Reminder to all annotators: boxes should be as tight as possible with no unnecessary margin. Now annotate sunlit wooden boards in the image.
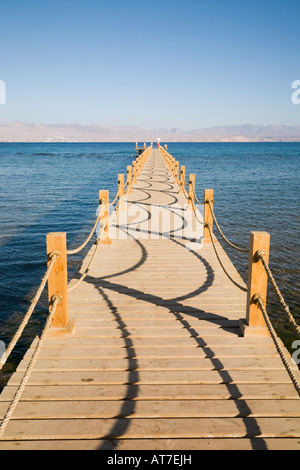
[0,149,299,450]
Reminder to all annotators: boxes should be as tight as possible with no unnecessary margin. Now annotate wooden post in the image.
[188,174,195,209]
[46,232,68,328]
[99,190,111,244]
[127,165,132,194]
[136,156,141,177]
[204,189,214,242]
[179,166,185,194]
[140,155,142,172]
[118,174,124,197]
[246,232,270,328]
[175,161,179,184]
[164,145,168,151]
[144,143,146,150]
[141,149,147,171]
[171,158,176,177]
[132,161,137,184]
[118,174,124,210]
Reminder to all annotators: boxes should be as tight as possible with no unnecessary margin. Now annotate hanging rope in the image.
[253,294,300,397]
[255,250,300,338]
[67,212,101,255]
[68,227,103,293]
[189,191,204,225]
[0,251,60,370]
[174,172,180,185]
[191,182,204,206]
[0,294,62,438]
[207,199,249,253]
[206,222,247,292]
[109,189,120,206]
[183,186,189,200]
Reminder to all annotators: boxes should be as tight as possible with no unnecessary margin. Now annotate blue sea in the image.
[0,142,299,379]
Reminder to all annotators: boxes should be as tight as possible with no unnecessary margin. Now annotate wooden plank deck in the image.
[0,148,300,450]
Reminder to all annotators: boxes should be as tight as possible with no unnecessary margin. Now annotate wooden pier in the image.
[0,146,300,450]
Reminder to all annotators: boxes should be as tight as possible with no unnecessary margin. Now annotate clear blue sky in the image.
[0,0,300,129]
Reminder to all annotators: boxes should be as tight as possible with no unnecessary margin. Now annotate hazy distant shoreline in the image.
[1,122,300,143]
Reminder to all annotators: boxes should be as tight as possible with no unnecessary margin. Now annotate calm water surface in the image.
[0,142,299,378]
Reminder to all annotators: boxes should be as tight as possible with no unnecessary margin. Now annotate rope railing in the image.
[191,182,205,206]
[207,199,248,253]
[67,149,150,287]
[0,210,103,374]
[204,197,296,347]
[0,144,152,370]
[99,151,148,213]
[163,145,296,330]
[256,250,300,338]
[0,251,60,370]
[162,144,299,400]
[0,143,154,439]
[160,149,205,209]
[204,193,298,393]
[206,222,247,292]
[67,211,101,255]
[188,186,205,225]
[161,146,251,255]
[109,189,120,206]
[68,229,103,293]
[253,294,300,397]
[2,142,298,435]
[183,186,189,200]
[0,294,62,438]
[159,146,175,178]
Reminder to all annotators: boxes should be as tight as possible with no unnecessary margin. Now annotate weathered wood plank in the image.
[1,384,298,401]
[41,336,278,347]
[1,438,299,450]
[71,319,242,328]
[1,399,300,420]
[71,326,242,337]
[16,357,288,372]
[2,417,300,440]
[23,346,279,360]
[8,369,294,386]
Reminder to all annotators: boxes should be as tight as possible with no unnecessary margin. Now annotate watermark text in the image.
[292,80,300,105]
[292,340,300,365]
[0,341,6,364]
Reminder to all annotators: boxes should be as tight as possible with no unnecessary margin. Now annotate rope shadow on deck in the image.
[82,235,267,450]
[95,286,140,451]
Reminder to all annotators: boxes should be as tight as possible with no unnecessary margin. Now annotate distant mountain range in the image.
[1,121,300,142]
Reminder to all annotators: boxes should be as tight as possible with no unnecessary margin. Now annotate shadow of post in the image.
[87,151,267,449]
